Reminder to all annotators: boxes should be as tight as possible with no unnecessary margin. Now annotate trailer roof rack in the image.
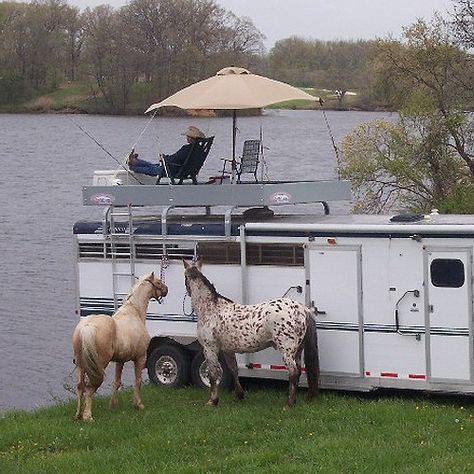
[83,180,351,211]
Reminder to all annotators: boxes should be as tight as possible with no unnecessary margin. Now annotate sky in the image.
[68,0,454,48]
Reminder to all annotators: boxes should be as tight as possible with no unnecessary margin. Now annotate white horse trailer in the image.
[75,180,474,395]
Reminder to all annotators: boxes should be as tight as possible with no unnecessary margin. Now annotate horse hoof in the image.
[134,403,145,410]
[235,391,245,401]
[206,399,218,407]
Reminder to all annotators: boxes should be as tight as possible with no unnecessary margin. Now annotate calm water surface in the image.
[0,110,393,411]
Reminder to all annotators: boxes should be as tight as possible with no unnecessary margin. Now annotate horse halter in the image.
[145,279,165,303]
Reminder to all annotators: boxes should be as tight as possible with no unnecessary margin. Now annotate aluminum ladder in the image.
[105,204,136,311]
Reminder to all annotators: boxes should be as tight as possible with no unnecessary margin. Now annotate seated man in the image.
[127,125,206,178]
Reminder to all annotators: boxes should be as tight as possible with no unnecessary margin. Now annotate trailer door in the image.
[306,245,362,376]
[425,248,473,382]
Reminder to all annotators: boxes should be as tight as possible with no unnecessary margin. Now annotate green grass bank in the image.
[1,383,473,473]
[0,82,362,115]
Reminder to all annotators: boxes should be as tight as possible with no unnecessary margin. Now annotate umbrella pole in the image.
[231,109,237,183]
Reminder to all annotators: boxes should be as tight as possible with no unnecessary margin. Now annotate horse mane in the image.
[124,275,149,302]
[188,267,233,304]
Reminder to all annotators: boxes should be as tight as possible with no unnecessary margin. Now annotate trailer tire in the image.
[190,352,232,390]
[147,344,190,388]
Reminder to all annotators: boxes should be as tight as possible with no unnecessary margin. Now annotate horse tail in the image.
[304,309,320,399]
[78,324,104,388]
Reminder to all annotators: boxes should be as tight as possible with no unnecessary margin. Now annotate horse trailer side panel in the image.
[364,333,426,379]
[363,238,426,380]
[202,264,243,302]
[246,266,305,304]
[425,248,473,382]
[306,245,362,376]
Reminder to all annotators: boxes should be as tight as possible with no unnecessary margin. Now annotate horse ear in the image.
[150,271,155,279]
[195,259,202,270]
[183,259,191,269]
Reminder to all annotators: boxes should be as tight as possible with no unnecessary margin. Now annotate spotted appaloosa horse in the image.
[183,260,319,407]
[72,272,168,421]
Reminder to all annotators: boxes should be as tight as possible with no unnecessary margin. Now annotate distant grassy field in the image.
[3,82,361,115]
[268,87,359,110]
[1,383,473,473]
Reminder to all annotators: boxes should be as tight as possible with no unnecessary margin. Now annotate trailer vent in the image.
[78,242,107,258]
[198,242,304,266]
[135,243,195,260]
[390,213,424,222]
[78,242,195,260]
[247,243,304,266]
[198,242,241,264]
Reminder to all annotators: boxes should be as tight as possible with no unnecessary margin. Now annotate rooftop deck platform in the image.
[82,179,352,209]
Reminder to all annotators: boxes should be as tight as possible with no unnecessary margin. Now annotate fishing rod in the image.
[318,97,341,179]
[67,115,145,185]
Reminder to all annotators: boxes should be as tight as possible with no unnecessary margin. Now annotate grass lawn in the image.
[268,87,360,110]
[1,382,473,473]
[5,82,363,114]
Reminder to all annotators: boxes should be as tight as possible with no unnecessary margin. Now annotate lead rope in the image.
[160,254,169,283]
[182,294,195,317]
[318,98,341,179]
[183,254,198,317]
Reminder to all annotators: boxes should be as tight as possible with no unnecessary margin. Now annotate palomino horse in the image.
[72,272,168,421]
[183,260,319,407]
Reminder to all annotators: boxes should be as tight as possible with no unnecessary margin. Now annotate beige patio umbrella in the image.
[145,67,319,178]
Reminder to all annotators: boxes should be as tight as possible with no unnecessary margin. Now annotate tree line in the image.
[0,0,265,111]
[0,0,379,113]
[3,0,474,213]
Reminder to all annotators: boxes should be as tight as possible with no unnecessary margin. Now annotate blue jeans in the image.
[130,157,164,177]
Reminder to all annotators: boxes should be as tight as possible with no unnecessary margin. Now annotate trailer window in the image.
[430,259,465,288]
[198,242,304,266]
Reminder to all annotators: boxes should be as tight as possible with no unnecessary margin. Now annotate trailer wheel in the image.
[147,344,190,388]
[190,352,232,390]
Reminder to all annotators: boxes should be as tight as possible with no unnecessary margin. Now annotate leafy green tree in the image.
[340,17,474,213]
[340,107,464,213]
[82,5,138,113]
[121,0,263,104]
[268,37,374,108]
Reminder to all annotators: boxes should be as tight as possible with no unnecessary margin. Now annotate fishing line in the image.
[128,109,159,163]
[259,119,270,181]
[318,98,341,179]
[67,115,145,185]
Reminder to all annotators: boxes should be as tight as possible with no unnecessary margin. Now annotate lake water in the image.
[0,110,393,411]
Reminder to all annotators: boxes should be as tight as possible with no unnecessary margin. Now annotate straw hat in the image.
[182,125,205,138]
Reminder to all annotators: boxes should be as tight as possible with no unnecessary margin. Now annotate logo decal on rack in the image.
[91,193,115,205]
[269,191,292,204]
